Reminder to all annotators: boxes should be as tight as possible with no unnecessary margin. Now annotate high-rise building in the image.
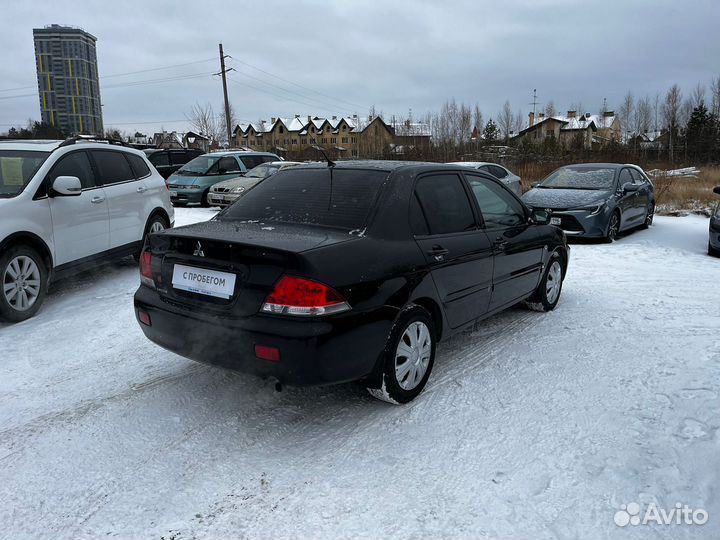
[33,24,103,136]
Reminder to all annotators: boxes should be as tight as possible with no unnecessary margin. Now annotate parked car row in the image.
[208,161,301,208]
[710,186,720,256]
[166,151,279,207]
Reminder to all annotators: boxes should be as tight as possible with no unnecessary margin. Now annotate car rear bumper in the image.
[133,286,397,387]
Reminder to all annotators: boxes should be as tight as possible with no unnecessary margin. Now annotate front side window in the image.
[47,151,96,190]
[169,151,191,165]
[220,168,387,230]
[91,151,135,185]
[0,150,50,198]
[467,176,525,229]
[414,174,476,235]
[618,168,633,187]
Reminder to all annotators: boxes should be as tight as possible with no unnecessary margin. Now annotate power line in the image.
[227,56,367,111]
[230,70,357,114]
[0,56,217,93]
[226,76,354,116]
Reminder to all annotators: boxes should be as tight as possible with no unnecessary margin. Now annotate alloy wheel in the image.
[394,321,432,391]
[150,220,166,234]
[645,204,655,226]
[608,213,619,240]
[3,255,41,312]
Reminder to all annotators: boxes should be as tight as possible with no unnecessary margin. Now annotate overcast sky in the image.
[1,0,718,136]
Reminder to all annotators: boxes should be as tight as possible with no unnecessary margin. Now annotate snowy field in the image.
[1,208,718,539]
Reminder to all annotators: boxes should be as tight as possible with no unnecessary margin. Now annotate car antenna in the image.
[311,144,335,167]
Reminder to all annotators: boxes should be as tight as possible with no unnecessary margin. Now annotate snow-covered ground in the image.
[1,209,718,539]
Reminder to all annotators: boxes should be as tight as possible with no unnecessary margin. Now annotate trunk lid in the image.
[146,220,358,316]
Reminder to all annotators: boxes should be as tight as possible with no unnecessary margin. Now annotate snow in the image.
[1,210,719,538]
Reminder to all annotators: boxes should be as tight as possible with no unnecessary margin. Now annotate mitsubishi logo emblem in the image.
[193,241,205,257]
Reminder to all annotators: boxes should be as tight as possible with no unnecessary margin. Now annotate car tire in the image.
[604,210,621,242]
[134,214,169,261]
[640,203,655,229]
[367,306,436,404]
[526,251,564,312]
[0,245,48,323]
[200,189,211,208]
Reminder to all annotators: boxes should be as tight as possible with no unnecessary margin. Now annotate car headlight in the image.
[232,186,246,193]
[579,203,606,217]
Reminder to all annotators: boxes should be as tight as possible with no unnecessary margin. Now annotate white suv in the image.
[0,138,174,322]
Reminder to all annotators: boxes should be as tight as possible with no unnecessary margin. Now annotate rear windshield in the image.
[219,168,388,230]
[0,150,50,198]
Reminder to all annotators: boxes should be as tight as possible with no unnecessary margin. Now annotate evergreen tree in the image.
[483,119,498,142]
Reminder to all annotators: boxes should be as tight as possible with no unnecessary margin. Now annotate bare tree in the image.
[473,104,483,132]
[544,100,556,117]
[187,102,222,143]
[633,96,652,135]
[513,109,524,134]
[220,102,238,144]
[710,75,720,118]
[663,84,682,163]
[497,100,513,142]
[619,91,634,136]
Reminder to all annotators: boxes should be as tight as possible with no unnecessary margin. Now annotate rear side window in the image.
[409,193,430,236]
[148,152,169,166]
[47,151,96,189]
[220,168,387,230]
[169,151,191,165]
[488,165,508,178]
[126,153,151,178]
[240,155,272,169]
[91,151,135,185]
[414,174,475,235]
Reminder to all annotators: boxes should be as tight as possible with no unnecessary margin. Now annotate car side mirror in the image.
[622,182,639,193]
[530,208,551,225]
[51,176,82,197]
[713,186,720,195]
[531,182,539,188]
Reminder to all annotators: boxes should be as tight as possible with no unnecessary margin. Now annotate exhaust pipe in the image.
[268,377,283,392]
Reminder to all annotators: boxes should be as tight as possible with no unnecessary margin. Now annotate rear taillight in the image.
[261,276,350,316]
[139,251,155,289]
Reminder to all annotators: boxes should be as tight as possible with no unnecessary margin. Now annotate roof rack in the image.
[58,135,128,148]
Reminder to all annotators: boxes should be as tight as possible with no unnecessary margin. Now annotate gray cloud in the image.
[1,0,718,136]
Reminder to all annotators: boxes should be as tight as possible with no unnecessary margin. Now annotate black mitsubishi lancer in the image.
[134,161,569,403]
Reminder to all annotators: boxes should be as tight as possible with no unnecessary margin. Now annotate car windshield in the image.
[538,167,616,190]
[245,164,278,178]
[176,155,224,175]
[0,150,50,198]
[219,168,387,230]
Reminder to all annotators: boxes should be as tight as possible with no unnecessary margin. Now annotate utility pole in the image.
[218,43,232,147]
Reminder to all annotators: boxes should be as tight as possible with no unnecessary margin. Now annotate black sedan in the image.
[134,162,569,403]
[710,186,720,256]
[522,163,655,242]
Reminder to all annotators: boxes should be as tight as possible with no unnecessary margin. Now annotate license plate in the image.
[550,217,562,225]
[172,264,236,299]
[169,190,178,197]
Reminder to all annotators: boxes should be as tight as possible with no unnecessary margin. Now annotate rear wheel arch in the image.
[554,246,569,277]
[146,208,170,230]
[409,297,443,341]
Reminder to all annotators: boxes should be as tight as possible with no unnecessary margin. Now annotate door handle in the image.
[427,245,448,261]
[136,186,148,193]
[493,237,508,251]
[90,195,105,204]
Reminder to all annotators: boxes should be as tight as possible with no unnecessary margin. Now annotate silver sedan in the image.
[208,161,301,207]
[447,162,522,195]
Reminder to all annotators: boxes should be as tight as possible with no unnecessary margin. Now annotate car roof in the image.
[285,160,496,176]
[203,150,279,157]
[0,139,63,152]
[560,163,624,169]
[446,161,499,168]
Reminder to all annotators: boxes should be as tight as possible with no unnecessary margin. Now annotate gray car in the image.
[447,162,522,195]
[208,161,300,207]
[709,186,720,256]
[522,163,655,242]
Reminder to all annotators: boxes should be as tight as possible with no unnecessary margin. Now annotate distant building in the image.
[513,110,621,150]
[233,114,431,159]
[33,24,103,136]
